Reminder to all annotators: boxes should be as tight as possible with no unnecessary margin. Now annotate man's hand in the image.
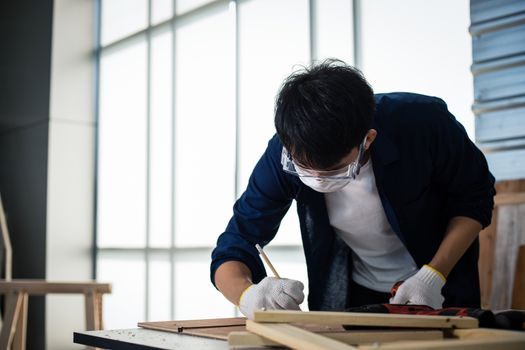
[238,277,304,319]
[389,265,445,309]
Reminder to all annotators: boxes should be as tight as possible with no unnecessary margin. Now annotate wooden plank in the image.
[12,292,28,350]
[229,330,279,347]
[495,180,525,193]
[355,328,525,349]
[246,320,357,350]
[495,192,525,205]
[140,318,348,341]
[357,338,525,350]
[512,245,525,309]
[0,280,111,294]
[478,209,497,309]
[490,204,525,310]
[138,317,246,333]
[229,329,443,347]
[0,292,24,349]
[253,310,478,329]
[162,324,347,341]
[85,291,100,331]
[452,328,525,339]
[96,292,104,330]
[185,325,246,340]
[85,292,105,350]
[480,180,525,310]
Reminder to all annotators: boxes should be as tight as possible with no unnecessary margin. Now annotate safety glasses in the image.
[281,136,367,180]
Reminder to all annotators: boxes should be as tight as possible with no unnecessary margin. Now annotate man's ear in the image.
[364,129,377,150]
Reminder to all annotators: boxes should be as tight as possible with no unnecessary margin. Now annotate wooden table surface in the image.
[73,328,231,350]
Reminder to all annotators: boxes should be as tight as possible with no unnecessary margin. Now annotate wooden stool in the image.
[0,280,111,350]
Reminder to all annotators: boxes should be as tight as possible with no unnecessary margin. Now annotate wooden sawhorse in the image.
[0,280,111,350]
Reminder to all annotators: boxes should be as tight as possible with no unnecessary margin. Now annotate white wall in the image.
[47,0,96,348]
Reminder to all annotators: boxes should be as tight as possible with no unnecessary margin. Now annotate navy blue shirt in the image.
[211,93,495,309]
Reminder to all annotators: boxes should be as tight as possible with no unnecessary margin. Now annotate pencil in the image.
[255,244,281,279]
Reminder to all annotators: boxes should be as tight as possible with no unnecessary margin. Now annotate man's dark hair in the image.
[274,59,375,169]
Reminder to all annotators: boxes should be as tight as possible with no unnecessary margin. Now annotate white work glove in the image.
[238,277,304,320]
[389,265,446,309]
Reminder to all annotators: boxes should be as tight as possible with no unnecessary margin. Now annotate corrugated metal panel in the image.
[476,106,525,142]
[471,0,525,181]
[471,14,525,63]
[471,0,525,24]
[485,149,525,181]
[474,62,525,101]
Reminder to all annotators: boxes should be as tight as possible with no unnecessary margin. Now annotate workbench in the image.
[73,328,230,349]
[74,310,525,349]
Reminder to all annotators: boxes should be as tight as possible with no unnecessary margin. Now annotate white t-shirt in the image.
[324,159,418,292]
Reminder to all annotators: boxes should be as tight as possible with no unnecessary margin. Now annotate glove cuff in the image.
[423,264,446,282]
[237,284,253,307]
[418,265,446,289]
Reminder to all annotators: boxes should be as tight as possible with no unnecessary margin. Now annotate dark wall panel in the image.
[0,0,54,132]
[0,0,54,349]
[0,123,49,349]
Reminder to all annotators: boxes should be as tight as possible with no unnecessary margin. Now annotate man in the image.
[211,60,495,320]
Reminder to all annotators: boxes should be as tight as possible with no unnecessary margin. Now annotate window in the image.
[360,0,474,137]
[96,0,473,328]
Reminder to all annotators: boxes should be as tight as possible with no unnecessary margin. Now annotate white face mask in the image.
[299,176,351,193]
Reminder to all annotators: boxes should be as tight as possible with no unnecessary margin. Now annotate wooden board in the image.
[357,335,525,349]
[244,321,525,350]
[482,180,525,310]
[0,280,111,294]
[138,317,246,340]
[253,310,479,329]
[478,208,497,309]
[246,320,357,350]
[139,311,478,343]
[183,325,246,340]
[494,192,525,206]
[490,203,525,310]
[139,317,347,341]
[138,317,246,332]
[452,328,525,339]
[139,315,525,349]
[229,329,444,347]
